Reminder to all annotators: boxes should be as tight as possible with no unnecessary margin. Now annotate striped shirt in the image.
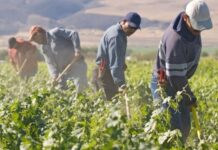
[153,12,202,95]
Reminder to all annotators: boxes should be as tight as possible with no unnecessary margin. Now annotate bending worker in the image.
[29,26,88,92]
[8,37,38,79]
[150,0,212,142]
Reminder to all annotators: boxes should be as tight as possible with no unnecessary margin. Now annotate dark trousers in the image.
[150,75,191,143]
[92,67,118,100]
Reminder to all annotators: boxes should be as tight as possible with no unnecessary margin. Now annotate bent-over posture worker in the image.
[8,37,38,79]
[29,26,88,92]
[150,0,212,142]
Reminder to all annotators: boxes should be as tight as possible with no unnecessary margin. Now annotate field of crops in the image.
[0,57,218,149]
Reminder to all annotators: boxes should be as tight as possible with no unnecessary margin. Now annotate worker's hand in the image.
[118,84,127,93]
[75,51,82,61]
[16,71,20,76]
[187,97,197,111]
[51,77,58,86]
[16,66,22,75]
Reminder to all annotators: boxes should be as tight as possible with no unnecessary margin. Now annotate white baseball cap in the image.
[185,0,212,31]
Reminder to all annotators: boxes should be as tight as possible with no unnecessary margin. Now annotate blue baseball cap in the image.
[123,12,141,29]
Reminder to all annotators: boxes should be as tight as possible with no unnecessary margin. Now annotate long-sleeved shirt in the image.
[96,23,127,87]
[153,12,202,99]
[40,27,81,78]
[8,39,38,77]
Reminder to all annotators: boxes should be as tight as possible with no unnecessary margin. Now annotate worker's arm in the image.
[108,36,126,87]
[165,40,197,106]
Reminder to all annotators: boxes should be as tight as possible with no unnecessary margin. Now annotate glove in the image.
[183,94,197,108]
[118,84,126,93]
[190,97,197,107]
[188,98,197,112]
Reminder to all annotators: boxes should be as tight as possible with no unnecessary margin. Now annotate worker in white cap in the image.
[150,0,212,143]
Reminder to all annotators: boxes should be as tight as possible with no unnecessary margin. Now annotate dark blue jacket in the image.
[153,12,202,102]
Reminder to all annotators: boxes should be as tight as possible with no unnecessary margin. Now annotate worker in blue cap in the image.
[94,12,141,100]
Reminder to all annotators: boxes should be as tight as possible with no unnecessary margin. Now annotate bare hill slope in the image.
[0,0,217,48]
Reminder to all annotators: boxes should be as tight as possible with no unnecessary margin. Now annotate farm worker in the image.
[8,37,38,79]
[150,0,212,142]
[29,26,88,92]
[95,12,141,100]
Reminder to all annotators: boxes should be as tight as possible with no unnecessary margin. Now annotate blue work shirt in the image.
[96,23,127,87]
[40,27,81,78]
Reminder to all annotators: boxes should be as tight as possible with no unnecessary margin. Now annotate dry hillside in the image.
[0,0,217,49]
